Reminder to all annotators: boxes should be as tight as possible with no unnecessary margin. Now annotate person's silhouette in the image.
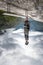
[24,17,30,45]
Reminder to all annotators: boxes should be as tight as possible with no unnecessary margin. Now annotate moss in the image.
[0,14,23,30]
[0,10,5,15]
[0,10,23,30]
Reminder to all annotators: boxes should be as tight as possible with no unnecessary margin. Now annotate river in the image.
[0,18,43,65]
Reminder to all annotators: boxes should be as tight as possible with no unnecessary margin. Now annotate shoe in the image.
[25,41,29,45]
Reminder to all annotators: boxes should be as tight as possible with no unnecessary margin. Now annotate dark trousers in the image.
[25,32,29,41]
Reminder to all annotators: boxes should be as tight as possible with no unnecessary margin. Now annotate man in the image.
[24,17,30,45]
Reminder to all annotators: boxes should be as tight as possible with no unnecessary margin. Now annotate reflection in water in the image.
[0,18,43,65]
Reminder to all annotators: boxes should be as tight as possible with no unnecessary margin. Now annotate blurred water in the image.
[0,18,43,65]
[29,18,43,31]
[15,18,43,32]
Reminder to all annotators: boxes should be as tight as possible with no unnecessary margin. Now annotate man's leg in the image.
[25,33,29,45]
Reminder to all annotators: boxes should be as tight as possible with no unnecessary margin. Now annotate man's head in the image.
[26,16,28,20]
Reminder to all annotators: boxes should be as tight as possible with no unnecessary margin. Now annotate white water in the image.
[0,28,43,65]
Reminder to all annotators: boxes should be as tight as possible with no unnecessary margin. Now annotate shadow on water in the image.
[14,18,43,32]
[29,18,43,32]
[15,22,24,30]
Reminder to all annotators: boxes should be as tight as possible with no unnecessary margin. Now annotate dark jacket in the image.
[24,20,30,32]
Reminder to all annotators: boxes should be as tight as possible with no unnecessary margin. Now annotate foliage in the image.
[0,10,23,30]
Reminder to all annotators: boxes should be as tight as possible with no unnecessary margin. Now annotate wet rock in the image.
[0,30,6,35]
[0,30,4,35]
